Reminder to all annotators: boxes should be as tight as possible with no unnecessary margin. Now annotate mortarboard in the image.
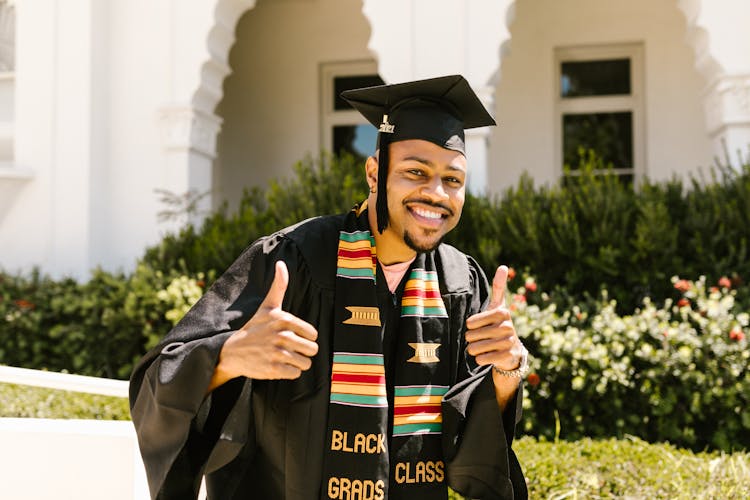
[341,75,496,233]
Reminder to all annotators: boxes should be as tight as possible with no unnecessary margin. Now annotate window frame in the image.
[319,60,381,156]
[554,43,645,182]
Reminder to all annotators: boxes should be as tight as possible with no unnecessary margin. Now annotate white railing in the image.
[1,365,209,500]
[0,365,150,500]
[0,365,129,397]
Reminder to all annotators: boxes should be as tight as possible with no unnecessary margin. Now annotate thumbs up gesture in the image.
[209,261,319,391]
[465,265,526,376]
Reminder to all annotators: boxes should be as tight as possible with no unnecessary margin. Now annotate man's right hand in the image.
[207,260,319,392]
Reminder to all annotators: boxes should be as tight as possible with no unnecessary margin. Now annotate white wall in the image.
[0,1,200,277]
[91,0,174,273]
[0,419,149,500]
[214,0,373,211]
[488,0,713,193]
[0,0,99,278]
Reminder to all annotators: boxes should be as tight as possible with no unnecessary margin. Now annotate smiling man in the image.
[130,75,528,500]
[369,139,465,258]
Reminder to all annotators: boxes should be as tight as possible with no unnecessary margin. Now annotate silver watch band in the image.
[493,347,530,378]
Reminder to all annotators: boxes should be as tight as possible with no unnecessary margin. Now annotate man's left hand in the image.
[465,265,526,408]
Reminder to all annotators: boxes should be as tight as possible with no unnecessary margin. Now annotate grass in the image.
[3,384,748,498]
[513,436,749,499]
[0,382,131,420]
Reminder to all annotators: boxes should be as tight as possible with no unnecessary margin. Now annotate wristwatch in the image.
[493,347,530,378]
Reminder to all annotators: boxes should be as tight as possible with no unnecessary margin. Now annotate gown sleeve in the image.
[128,232,310,499]
[442,255,528,500]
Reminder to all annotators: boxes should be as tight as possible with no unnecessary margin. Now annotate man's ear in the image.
[365,155,378,191]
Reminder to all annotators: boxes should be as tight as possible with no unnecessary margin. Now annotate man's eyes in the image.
[404,169,463,186]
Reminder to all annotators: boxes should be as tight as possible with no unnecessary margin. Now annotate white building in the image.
[0,0,748,279]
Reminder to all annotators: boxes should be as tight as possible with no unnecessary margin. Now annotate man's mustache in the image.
[402,198,454,217]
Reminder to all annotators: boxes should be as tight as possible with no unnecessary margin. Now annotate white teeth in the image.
[413,207,442,220]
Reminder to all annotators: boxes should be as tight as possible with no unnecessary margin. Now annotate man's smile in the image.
[405,199,453,218]
[412,206,443,220]
[405,202,452,229]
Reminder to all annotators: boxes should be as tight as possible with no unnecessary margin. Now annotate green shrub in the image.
[141,152,368,277]
[0,265,206,378]
[140,149,750,314]
[2,151,749,451]
[512,273,749,452]
[447,155,750,313]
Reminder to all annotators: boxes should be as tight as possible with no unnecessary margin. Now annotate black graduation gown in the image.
[129,214,527,499]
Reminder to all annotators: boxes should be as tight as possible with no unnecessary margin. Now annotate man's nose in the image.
[421,177,449,201]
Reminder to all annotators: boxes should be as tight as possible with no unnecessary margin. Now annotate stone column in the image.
[679,0,750,166]
[157,0,255,228]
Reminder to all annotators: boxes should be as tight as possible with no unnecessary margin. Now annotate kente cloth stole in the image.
[321,208,451,500]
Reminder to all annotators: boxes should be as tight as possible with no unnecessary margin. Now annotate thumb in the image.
[489,265,508,308]
[261,260,289,309]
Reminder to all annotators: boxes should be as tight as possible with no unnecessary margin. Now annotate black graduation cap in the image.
[341,75,496,233]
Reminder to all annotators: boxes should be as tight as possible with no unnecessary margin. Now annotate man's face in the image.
[383,139,467,253]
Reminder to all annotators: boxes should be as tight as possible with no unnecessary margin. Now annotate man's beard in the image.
[403,230,445,253]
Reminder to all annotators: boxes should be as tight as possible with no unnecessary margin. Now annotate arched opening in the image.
[212,0,375,211]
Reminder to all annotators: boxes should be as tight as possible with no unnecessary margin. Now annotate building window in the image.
[555,44,644,184]
[320,61,384,162]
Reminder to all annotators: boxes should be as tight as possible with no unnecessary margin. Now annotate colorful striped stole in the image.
[401,269,448,318]
[330,352,387,407]
[336,231,377,280]
[322,207,451,499]
[393,385,449,437]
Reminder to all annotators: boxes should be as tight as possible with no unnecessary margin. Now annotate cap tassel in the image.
[376,132,390,233]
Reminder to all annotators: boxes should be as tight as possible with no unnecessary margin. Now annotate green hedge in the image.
[1,152,749,451]
[515,436,749,500]
[0,266,206,379]
[0,382,130,419]
[511,273,749,452]
[447,153,750,312]
[145,151,750,313]
[141,152,369,276]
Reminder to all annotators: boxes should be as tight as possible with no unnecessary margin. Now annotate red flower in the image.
[525,279,537,293]
[13,299,35,310]
[677,298,690,308]
[527,373,541,387]
[710,286,719,294]
[730,328,745,342]
[507,267,516,281]
[718,276,732,289]
[674,279,691,293]
[196,280,205,288]
[512,293,526,303]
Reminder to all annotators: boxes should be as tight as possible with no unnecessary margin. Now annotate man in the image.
[130,75,528,499]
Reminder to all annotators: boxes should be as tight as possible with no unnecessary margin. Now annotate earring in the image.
[369,186,376,194]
